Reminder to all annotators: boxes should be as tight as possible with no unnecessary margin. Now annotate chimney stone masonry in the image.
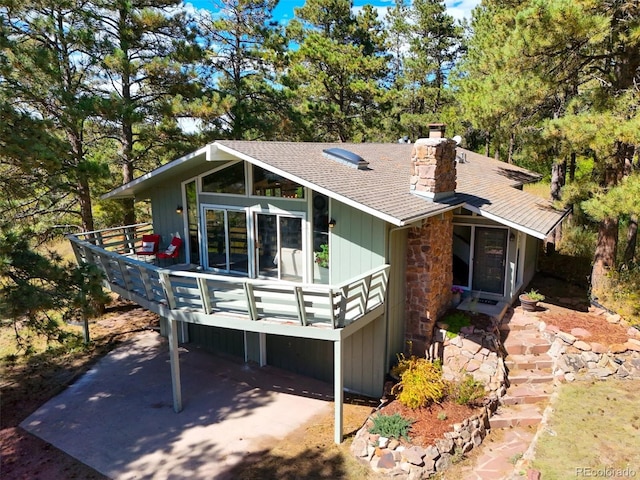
[409,136,457,201]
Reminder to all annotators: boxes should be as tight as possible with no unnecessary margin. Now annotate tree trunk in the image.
[485,133,490,157]
[568,152,576,182]
[590,141,630,293]
[507,131,515,164]
[550,159,566,202]
[623,214,638,264]
[591,217,619,293]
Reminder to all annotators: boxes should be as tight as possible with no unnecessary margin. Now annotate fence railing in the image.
[68,224,389,330]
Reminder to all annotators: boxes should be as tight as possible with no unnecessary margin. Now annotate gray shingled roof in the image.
[103,140,568,239]
[215,141,567,238]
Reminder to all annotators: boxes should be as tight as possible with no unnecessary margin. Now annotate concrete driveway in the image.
[20,331,334,480]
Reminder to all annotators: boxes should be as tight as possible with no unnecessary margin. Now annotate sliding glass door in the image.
[255,213,304,281]
[453,224,508,295]
[203,208,248,274]
[472,227,507,294]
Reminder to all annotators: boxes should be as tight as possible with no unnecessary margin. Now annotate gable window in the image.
[202,161,246,194]
[252,165,304,199]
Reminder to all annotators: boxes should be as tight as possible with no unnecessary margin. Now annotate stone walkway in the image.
[454,306,554,480]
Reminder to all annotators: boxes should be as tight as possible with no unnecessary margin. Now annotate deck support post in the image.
[334,339,344,444]
[168,317,183,413]
[259,332,267,367]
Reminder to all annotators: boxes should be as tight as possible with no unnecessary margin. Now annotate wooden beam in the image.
[259,332,267,367]
[294,286,307,326]
[243,282,258,320]
[334,339,344,444]
[168,317,182,413]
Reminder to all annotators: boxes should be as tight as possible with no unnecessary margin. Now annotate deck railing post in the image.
[294,286,308,326]
[159,273,177,309]
[243,282,258,320]
[197,277,212,314]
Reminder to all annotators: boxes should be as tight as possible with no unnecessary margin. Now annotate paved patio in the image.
[20,331,334,480]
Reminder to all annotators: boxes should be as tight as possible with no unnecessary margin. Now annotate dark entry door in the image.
[472,227,507,294]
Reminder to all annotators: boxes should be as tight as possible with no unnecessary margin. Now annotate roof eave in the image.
[464,204,571,239]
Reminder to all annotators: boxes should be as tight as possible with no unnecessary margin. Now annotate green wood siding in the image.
[386,227,408,368]
[329,200,386,283]
[343,315,386,397]
[266,335,333,383]
[187,324,244,358]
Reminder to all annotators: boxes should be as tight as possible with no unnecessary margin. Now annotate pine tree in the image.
[285,0,388,142]
[196,0,289,140]
[91,0,201,225]
[1,0,106,232]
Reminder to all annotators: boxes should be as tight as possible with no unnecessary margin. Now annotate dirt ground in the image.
[1,299,158,480]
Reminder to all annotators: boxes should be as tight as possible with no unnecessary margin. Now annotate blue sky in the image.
[185,0,480,23]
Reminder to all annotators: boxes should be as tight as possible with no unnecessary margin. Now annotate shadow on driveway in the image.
[21,331,335,480]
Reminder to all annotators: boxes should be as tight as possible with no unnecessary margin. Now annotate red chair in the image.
[136,234,161,261]
[157,237,183,265]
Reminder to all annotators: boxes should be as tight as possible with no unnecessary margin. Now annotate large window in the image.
[252,166,304,199]
[203,208,248,274]
[202,161,246,194]
[255,213,304,281]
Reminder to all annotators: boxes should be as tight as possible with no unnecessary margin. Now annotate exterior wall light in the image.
[328,218,336,228]
[176,205,183,214]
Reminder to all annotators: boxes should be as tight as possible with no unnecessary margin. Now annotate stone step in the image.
[501,384,553,406]
[505,353,553,371]
[499,312,540,332]
[489,404,543,429]
[503,334,551,355]
[508,369,555,386]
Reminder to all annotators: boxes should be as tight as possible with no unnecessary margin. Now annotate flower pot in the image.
[314,263,329,284]
[519,294,538,312]
[451,292,462,307]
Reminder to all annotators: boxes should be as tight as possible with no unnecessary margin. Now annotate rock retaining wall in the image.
[351,398,499,479]
[351,319,507,478]
[540,320,640,381]
[430,323,508,397]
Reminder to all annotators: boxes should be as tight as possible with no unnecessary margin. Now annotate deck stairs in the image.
[489,309,555,429]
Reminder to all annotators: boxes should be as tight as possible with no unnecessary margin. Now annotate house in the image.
[68,126,568,443]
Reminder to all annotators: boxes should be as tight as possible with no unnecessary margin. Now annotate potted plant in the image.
[314,244,329,283]
[519,289,545,312]
[451,286,464,307]
[315,243,329,268]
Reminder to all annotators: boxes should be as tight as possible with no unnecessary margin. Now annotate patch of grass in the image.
[449,374,486,406]
[441,312,471,339]
[532,380,640,479]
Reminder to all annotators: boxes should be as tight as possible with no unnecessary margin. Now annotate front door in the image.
[255,213,304,281]
[472,227,508,294]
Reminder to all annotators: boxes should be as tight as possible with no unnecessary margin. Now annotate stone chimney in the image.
[409,124,457,200]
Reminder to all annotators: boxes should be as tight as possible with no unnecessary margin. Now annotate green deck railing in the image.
[68,224,389,330]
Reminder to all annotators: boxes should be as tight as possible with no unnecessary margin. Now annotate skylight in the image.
[322,148,369,170]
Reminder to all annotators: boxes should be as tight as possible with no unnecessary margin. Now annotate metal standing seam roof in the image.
[103,140,569,239]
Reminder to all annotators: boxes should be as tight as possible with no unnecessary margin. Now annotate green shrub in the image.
[557,222,597,259]
[392,357,448,409]
[450,374,486,406]
[441,312,471,339]
[369,412,414,441]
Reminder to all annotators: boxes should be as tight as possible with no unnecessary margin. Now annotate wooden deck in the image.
[68,224,390,341]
